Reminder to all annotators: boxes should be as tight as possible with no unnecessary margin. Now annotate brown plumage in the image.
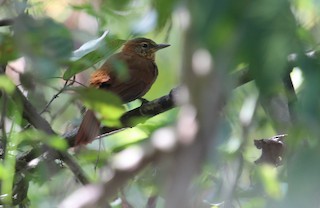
[75,37,170,146]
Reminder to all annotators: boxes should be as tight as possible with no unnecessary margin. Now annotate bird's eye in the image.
[142,43,148,48]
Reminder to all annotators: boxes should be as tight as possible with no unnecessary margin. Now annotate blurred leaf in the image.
[0,163,10,179]
[63,35,125,80]
[46,136,68,151]
[75,149,110,166]
[0,33,19,63]
[258,165,281,199]
[71,4,97,17]
[0,75,15,94]
[132,10,157,34]
[152,0,175,31]
[63,49,105,80]
[104,110,177,152]
[241,0,299,95]
[136,169,159,196]
[104,128,148,152]
[71,3,107,26]
[296,26,316,48]
[296,57,320,132]
[13,15,73,77]
[101,0,131,11]
[0,94,24,128]
[71,31,109,61]
[16,130,67,150]
[14,15,73,61]
[75,88,125,126]
[285,146,320,207]
[241,197,266,208]
[209,202,224,208]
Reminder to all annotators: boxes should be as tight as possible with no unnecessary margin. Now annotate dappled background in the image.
[1,0,320,207]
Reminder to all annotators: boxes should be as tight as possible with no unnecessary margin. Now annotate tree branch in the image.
[10,87,89,205]
[0,18,14,27]
[65,86,179,147]
[13,88,56,135]
[64,68,252,148]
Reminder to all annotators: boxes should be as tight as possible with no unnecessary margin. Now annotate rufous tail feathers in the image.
[75,110,100,146]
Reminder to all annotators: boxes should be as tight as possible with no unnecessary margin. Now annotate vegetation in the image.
[0,0,320,207]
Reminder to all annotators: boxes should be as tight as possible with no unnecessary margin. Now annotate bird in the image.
[75,37,170,146]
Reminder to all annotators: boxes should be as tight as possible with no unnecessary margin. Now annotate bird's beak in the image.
[155,43,170,50]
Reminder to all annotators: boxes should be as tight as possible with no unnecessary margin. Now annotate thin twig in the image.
[50,98,75,122]
[0,64,7,158]
[49,77,87,87]
[0,92,8,159]
[39,79,70,115]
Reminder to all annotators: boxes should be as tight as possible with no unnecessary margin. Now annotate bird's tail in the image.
[75,110,101,146]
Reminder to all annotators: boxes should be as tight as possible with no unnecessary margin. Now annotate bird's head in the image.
[122,37,170,60]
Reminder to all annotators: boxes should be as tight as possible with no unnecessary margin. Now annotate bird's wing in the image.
[90,68,112,88]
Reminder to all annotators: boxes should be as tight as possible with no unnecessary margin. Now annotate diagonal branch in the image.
[11,87,89,204]
[13,88,56,135]
[65,86,179,147]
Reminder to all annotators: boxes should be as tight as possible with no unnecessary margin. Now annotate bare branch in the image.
[0,18,14,26]
[0,63,8,159]
[0,92,8,159]
[13,88,56,135]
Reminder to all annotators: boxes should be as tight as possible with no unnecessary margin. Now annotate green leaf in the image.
[71,4,97,17]
[101,0,131,11]
[0,33,19,63]
[0,75,15,94]
[46,136,68,150]
[75,149,110,166]
[0,163,10,179]
[63,34,125,80]
[258,165,281,199]
[15,130,67,150]
[14,15,73,62]
[71,31,109,61]
[13,15,73,77]
[104,128,148,152]
[75,88,125,126]
[152,0,176,30]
